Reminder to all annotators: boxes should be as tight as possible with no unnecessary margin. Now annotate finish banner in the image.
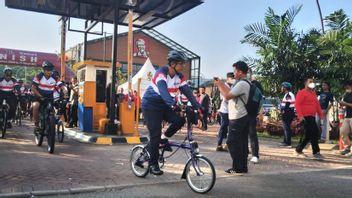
[0,47,60,67]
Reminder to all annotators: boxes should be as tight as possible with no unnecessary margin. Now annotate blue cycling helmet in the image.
[281,82,292,89]
[167,50,188,62]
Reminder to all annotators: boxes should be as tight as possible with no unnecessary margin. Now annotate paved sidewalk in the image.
[0,120,351,197]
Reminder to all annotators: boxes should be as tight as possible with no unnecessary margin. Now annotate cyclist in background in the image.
[141,50,199,175]
[14,79,28,115]
[0,67,17,128]
[31,61,63,131]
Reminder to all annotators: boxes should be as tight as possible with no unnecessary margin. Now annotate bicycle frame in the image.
[160,120,204,178]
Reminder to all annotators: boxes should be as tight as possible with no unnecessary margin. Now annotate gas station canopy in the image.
[5,0,203,29]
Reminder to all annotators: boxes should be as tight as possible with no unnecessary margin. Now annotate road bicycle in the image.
[34,97,56,153]
[130,108,216,194]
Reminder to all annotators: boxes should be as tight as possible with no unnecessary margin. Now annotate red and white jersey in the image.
[32,72,62,98]
[0,77,17,93]
[150,67,187,98]
[281,92,295,108]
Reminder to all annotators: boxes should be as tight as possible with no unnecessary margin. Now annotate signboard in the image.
[0,48,60,67]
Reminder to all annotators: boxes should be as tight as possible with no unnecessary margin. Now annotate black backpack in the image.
[239,79,263,116]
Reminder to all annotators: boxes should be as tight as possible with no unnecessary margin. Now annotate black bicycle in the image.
[0,98,9,139]
[54,99,65,143]
[34,97,56,153]
[14,97,23,126]
[130,108,216,194]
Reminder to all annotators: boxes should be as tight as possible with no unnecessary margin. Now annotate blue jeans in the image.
[316,109,327,140]
[217,112,229,146]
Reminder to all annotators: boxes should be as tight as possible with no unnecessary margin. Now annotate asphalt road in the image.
[44,168,352,198]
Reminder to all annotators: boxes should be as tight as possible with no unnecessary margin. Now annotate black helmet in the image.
[4,67,12,75]
[167,50,187,62]
[42,60,54,71]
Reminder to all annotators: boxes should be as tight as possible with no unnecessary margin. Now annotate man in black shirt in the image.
[317,82,334,142]
[339,80,352,156]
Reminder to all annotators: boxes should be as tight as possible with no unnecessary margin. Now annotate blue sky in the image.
[0,0,351,78]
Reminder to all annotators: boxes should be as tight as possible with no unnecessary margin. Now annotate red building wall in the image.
[84,31,191,79]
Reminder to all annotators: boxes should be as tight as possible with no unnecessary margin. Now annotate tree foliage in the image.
[241,6,352,98]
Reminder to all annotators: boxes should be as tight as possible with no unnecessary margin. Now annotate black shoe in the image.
[224,168,246,175]
[149,165,163,175]
[160,138,173,152]
[6,122,12,129]
[134,159,144,168]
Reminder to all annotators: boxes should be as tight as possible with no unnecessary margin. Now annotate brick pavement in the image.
[0,119,351,196]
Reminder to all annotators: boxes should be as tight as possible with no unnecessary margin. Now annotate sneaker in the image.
[339,148,351,155]
[313,152,325,160]
[216,145,226,152]
[224,168,244,176]
[149,165,163,175]
[294,151,307,158]
[345,152,352,157]
[160,138,172,152]
[134,159,144,168]
[223,144,229,151]
[250,156,259,164]
[279,142,292,148]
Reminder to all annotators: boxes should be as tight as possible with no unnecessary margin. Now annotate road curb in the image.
[0,180,188,198]
[64,128,149,145]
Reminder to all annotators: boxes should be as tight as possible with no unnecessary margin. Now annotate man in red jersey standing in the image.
[295,78,325,160]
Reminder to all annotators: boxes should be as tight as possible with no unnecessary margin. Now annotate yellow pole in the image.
[127,9,133,93]
[60,17,66,81]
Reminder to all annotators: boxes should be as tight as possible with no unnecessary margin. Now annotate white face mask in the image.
[308,82,316,89]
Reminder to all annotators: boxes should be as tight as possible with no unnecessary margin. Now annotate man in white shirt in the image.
[216,72,234,151]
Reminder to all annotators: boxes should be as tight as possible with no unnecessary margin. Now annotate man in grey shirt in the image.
[214,61,250,174]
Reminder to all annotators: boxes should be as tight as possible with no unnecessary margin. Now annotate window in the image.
[96,70,107,102]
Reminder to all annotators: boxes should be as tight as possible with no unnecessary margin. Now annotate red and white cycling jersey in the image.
[0,77,17,93]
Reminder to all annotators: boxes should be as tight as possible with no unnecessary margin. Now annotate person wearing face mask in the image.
[338,80,352,156]
[216,72,235,152]
[294,78,325,159]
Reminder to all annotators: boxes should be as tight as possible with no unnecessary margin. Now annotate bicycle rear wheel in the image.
[1,111,7,139]
[130,145,150,177]
[185,156,216,194]
[47,115,56,153]
[57,120,64,143]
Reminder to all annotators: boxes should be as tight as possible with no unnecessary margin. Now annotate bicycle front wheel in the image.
[185,156,216,194]
[47,115,56,154]
[130,145,150,178]
[57,120,64,143]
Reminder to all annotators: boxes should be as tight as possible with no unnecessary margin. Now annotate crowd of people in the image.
[2,51,352,177]
[0,61,80,132]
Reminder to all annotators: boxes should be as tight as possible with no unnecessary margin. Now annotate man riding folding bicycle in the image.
[141,50,200,175]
